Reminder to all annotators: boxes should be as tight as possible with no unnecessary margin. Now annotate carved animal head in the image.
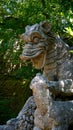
[20,21,55,69]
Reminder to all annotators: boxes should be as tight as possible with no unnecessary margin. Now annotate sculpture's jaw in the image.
[20,43,46,69]
[31,52,46,69]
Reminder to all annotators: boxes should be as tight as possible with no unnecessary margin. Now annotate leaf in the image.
[65,27,73,36]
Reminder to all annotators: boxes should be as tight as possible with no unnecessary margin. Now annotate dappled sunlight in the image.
[0,36,23,74]
[0,39,3,45]
[70,18,73,23]
[65,27,73,36]
[22,80,26,85]
[4,49,10,59]
[13,40,20,53]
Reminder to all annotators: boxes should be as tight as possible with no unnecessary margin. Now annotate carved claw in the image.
[47,81,58,88]
[30,73,48,90]
[30,73,59,92]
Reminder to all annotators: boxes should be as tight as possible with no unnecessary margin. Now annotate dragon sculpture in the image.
[20,21,73,97]
[20,21,73,130]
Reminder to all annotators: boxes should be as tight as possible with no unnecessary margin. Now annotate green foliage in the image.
[0,0,73,124]
[0,98,16,124]
[0,75,32,124]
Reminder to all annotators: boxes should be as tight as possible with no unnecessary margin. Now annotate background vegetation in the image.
[0,0,73,124]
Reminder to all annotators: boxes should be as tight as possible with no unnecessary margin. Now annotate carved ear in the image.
[40,21,51,33]
[25,25,30,32]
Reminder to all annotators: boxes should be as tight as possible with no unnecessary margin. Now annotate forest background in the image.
[0,0,73,124]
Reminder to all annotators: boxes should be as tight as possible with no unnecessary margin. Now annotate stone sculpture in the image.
[0,21,73,130]
[20,21,73,130]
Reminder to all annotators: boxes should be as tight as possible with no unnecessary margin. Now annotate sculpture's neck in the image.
[43,38,69,81]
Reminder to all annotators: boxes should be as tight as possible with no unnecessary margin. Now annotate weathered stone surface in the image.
[0,125,14,130]
[33,126,41,130]
[20,21,73,95]
[0,125,4,130]
[20,21,73,130]
[30,74,73,130]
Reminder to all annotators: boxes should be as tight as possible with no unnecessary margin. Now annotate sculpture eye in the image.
[30,32,42,43]
[33,36,40,43]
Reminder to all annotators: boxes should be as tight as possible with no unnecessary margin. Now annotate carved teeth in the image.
[21,42,45,60]
[22,50,43,58]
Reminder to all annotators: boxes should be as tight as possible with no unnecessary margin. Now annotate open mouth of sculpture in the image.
[20,43,46,69]
[20,43,44,60]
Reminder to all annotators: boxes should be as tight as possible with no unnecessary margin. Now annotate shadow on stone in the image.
[68,123,73,130]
